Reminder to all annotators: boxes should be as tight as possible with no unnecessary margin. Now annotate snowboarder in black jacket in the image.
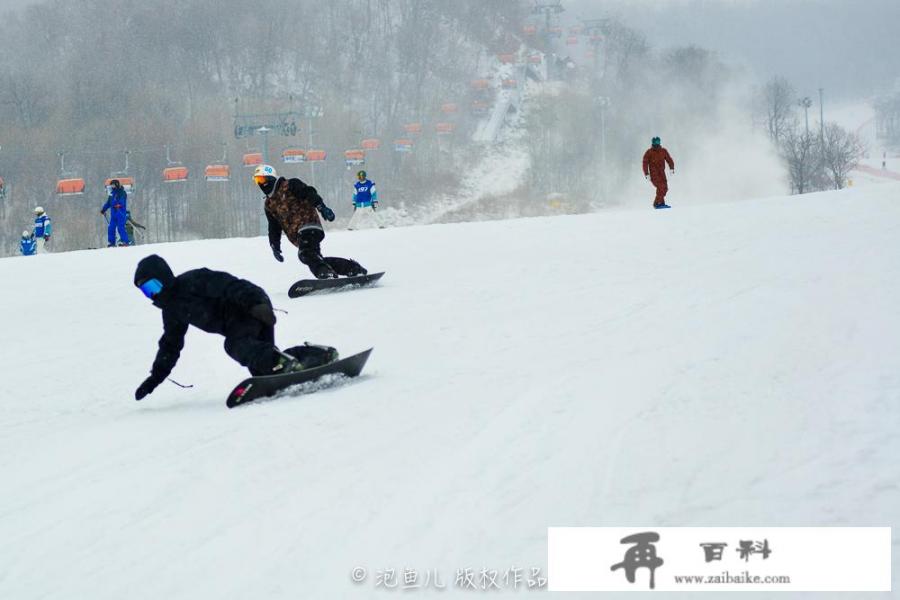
[133,254,337,401]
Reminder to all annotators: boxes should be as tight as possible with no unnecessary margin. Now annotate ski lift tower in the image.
[233,96,303,164]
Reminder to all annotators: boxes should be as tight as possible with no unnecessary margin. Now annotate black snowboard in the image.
[288,272,384,298]
[226,348,373,408]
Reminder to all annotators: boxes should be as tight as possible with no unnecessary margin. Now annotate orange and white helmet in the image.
[253,164,277,185]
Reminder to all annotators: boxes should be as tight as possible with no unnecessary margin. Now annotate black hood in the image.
[134,254,175,288]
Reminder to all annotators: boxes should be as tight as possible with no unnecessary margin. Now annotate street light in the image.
[596,96,611,202]
[799,97,813,136]
[256,126,271,163]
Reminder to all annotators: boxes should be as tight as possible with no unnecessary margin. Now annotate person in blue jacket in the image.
[33,206,52,251]
[100,180,131,246]
[20,230,37,256]
[348,170,382,230]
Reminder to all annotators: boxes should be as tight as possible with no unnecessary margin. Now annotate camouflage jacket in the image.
[264,177,324,249]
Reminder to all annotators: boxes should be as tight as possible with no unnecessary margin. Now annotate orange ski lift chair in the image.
[242,152,264,167]
[435,122,454,135]
[282,148,306,163]
[360,138,381,150]
[441,103,458,114]
[501,79,518,89]
[403,122,423,135]
[394,139,413,153]
[528,54,543,64]
[344,149,365,167]
[163,166,189,183]
[498,53,516,64]
[305,150,327,162]
[522,25,537,36]
[162,145,189,182]
[205,144,230,182]
[56,151,85,196]
[566,35,579,45]
[205,164,230,182]
[57,178,86,195]
[106,150,135,193]
[471,79,491,91]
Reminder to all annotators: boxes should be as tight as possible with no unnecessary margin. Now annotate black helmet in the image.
[134,255,176,305]
[110,179,121,188]
[357,170,367,179]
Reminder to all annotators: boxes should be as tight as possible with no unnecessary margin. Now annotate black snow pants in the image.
[223,317,280,376]
[297,228,365,278]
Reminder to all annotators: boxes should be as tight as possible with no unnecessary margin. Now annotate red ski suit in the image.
[642,146,675,206]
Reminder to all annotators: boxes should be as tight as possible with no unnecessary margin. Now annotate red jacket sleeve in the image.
[665,149,674,171]
[642,150,651,176]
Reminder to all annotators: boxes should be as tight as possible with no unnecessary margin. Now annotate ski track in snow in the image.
[1,185,899,598]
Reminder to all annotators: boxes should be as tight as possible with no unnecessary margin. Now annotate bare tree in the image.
[780,123,819,194]
[758,76,795,144]
[819,122,865,190]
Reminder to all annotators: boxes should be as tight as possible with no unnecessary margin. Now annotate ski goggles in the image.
[138,278,163,299]
[254,174,270,185]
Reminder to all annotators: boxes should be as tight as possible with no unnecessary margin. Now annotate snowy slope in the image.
[1,185,898,599]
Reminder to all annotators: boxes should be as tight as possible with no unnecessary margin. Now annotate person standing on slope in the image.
[100,180,131,246]
[132,254,339,401]
[33,206,52,251]
[348,170,382,230]
[125,210,146,245]
[253,164,367,279]
[642,137,675,209]
[20,230,37,256]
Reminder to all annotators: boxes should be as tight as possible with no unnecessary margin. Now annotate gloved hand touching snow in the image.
[135,376,160,401]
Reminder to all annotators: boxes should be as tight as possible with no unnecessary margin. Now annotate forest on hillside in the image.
[1,0,772,255]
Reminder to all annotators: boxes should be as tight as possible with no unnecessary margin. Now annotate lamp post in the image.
[818,88,825,141]
[256,126,271,163]
[799,97,813,137]
[596,95,610,203]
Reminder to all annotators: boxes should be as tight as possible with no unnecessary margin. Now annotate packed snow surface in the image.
[1,184,898,599]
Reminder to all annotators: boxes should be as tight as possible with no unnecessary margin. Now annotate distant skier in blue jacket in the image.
[348,170,382,230]
[33,206,52,251]
[100,180,131,246]
[20,230,37,256]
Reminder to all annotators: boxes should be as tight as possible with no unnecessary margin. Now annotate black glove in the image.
[271,244,284,262]
[250,303,277,327]
[135,376,160,400]
[318,204,336,222]
[372,201,379,210]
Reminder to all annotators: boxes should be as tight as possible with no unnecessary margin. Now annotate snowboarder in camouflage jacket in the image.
[253,164,366,279]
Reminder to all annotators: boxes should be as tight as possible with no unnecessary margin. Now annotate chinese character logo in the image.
[699,542,728,562]
[611,532,664,590]
[737,539,772,561]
